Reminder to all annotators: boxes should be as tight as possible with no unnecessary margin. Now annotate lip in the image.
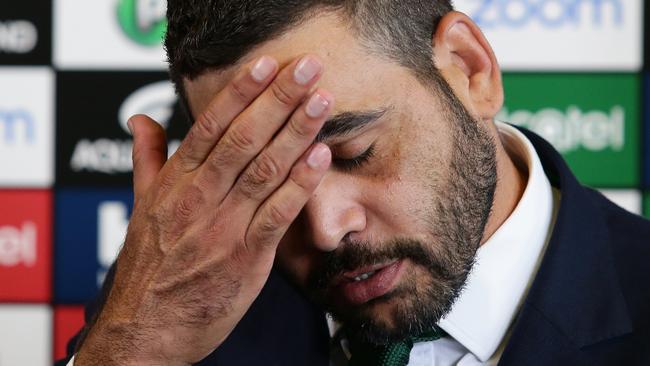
[340,260,399,282]
[332,259,405,306]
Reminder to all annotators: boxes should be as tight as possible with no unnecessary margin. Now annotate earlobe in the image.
[433,11,503,120]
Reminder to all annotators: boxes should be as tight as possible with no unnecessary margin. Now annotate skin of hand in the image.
[74,54,334,366]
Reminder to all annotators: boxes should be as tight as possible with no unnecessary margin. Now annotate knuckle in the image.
[286,117,314,140]
[238,156,280,198]
[173,184,205,222]
[265,203,291,230]
[253,153,283,183]
[225,124,256,153]
[196,109,222,137]
[205,211,229,237]
[236,174,261,200]
[270,82,297,107]
[204,150,229,174]
[175,130,197,162]
[251,222,277,246]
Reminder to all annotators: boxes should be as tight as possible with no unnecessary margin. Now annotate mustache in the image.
[308,237,451,290]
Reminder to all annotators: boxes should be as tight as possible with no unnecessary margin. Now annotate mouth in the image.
[331,259,405,306]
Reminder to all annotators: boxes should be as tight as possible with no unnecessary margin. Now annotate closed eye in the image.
[332,144,375,172]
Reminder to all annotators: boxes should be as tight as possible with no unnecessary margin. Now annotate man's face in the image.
[185,14,497,343]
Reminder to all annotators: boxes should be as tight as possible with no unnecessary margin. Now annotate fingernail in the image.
[127,118,135,135]
[251,56,276,82]
[305,92,330,118]
[294,56,322,85]
[307,144,330,169]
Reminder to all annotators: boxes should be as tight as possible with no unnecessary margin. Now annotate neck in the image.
[480,123,527,246]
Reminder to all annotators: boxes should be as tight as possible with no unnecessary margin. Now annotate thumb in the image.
[129,114,167,200]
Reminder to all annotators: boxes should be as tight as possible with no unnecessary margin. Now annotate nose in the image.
[302,175,366,252]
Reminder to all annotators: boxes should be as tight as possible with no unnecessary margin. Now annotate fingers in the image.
[196,55,324,196]
[173,56,279,172]
[228,88,334,206]
[130,114,168,200]
[245,143,331,251]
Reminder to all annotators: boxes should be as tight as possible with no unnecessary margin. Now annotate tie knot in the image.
[347,326,447,366]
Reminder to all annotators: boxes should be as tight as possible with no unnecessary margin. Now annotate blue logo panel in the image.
[54,188,133,303]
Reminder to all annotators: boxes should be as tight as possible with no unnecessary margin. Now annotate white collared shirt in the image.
[329,122,559,366]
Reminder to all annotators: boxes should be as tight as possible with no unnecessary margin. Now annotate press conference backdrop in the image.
[0,0,648,364]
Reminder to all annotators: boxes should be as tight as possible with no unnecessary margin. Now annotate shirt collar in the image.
[437,122,555,361]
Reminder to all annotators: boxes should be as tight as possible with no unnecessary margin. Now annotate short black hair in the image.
[165,0,454,117]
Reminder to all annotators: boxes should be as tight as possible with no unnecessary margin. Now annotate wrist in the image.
[75,318,189,366]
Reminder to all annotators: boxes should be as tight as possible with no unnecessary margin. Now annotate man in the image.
[59,1,650,365]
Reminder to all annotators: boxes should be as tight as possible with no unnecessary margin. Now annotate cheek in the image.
[355,140,435,240]
[363,177,434,241]
[362,139,451,240]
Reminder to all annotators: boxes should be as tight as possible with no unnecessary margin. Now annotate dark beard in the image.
[300,86,498,345]
[306,238,474,344]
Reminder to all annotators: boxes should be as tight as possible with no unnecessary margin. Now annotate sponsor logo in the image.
[454,0,641,70]
[497,105,624,153]
[0,68,54,186]
[55,189,132,302]
[69,80,180,174]
[118,80,176,133]
[469,0,623,29]
[97,202,129,285]
[0,108,35,144]
[54,0,166,69]
[0,222,36,267]
[0,20,38,53]
[0,190,51,301]
[69,138,181,174]
[116,0,167,46]
[499,73,639,186]
[70,139,133,174]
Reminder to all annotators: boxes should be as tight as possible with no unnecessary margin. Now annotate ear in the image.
[432,11,503,121]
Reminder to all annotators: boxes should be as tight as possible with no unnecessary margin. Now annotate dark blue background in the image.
[54,188,133,303]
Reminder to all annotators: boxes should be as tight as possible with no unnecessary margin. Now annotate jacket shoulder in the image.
[587,188,650,265]
[586,188,650,356]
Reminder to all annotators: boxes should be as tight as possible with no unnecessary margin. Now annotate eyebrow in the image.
[315,108,389,143]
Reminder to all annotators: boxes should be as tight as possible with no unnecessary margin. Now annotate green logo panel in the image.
[644,192,650,219]
[117,0,167,46]
[499,74,640,187]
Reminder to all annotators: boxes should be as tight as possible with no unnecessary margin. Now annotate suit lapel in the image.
[498,128,633,365]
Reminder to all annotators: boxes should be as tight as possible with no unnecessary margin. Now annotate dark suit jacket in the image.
[57,128,650,365]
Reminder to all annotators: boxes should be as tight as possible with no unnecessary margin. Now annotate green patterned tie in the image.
[347,327,447,366]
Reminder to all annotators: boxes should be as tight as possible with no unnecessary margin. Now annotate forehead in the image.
[183,12,418,117]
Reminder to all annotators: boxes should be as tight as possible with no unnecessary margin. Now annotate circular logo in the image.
[116,0,167,46]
